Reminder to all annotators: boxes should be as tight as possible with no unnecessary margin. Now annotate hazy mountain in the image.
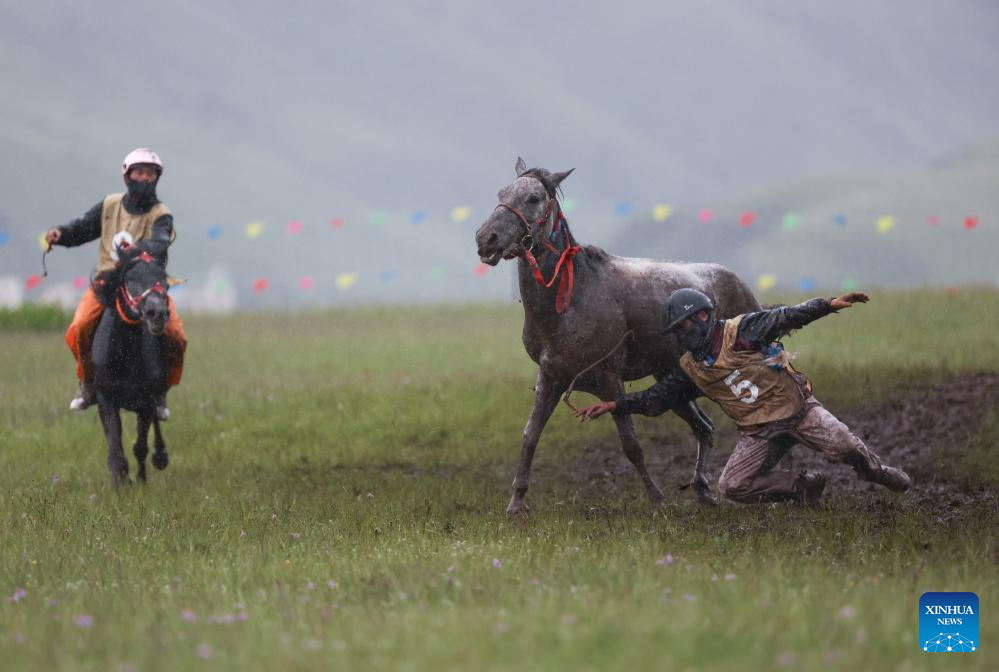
[1,0,997,307]
[610,139,999,292]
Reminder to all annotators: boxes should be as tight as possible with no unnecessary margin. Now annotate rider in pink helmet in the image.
[45,148,186,421]
[122,148,164,176]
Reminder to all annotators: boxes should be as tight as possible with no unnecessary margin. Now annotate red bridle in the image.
[494,176,582,314]
[114,251,168,325]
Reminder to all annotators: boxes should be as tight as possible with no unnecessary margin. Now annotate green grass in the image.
[0,303,72,331]
[0,291,996,671]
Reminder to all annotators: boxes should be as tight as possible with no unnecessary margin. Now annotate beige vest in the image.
[679,315,804,428]
[97,193,173,272]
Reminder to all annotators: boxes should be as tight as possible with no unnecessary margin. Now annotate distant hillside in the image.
[1,1,998,307]
[609,140,999,292]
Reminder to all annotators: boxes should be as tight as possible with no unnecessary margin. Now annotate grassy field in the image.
[0,290,996,671]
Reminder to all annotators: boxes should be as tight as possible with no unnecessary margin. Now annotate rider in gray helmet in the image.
[575,288,911,506]
[664,287,717,357]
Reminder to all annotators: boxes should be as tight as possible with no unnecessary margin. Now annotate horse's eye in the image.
[527,194,541,204]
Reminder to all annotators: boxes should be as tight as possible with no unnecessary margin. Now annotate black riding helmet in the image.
[664,288,714,332]
[665,288,716,356]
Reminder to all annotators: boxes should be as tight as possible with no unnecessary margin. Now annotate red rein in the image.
[495,197,582,314]
[523,239,580,314]
[114,251,167,324]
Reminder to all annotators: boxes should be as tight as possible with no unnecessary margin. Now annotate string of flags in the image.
[12,268,980,299]
[1,203,987,299]
[10,205,979,251]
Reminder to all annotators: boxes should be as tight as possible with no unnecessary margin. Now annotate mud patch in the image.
[542,374,999,513]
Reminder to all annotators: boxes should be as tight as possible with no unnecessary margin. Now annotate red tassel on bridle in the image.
[495,185,581,314]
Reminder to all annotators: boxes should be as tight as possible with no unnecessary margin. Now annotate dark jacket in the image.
[57,193,174,259]
[615,298,837,416]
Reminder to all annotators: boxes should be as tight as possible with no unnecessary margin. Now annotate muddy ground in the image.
[538,374,999,516]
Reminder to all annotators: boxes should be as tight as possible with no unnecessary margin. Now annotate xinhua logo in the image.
[919,592,978,652]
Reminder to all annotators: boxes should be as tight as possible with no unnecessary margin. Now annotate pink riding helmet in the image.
[122,148,164,176]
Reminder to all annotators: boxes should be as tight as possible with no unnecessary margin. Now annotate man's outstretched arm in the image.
[46,201,104,249]
[575,368,701,421]
[738,292,869,345]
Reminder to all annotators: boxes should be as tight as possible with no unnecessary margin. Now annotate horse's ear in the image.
[551,168,574,186]
[515,157,528,176]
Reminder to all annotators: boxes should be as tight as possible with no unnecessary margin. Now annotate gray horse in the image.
[474,158,762,516]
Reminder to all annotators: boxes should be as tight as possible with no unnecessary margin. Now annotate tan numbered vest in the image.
[97,193,173,272]
[679,315,804,428]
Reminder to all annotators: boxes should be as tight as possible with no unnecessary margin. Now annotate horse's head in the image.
[475,157,574,265]
[97,242,171,335]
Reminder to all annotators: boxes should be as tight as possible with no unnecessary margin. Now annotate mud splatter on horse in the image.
[475,158,761,515]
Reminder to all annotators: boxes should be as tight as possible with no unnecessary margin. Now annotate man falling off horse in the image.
[45,148,186,421]
[575,289,910,505]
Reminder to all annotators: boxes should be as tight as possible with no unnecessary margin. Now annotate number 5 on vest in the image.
[724,370,759,404]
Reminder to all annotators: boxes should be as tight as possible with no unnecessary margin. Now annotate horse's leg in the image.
[673,401,719,506]
[508,370,564,517]
[600,376,667,510]
[98,400,128,490]
[151,416,169,470]
[133,411,151,483]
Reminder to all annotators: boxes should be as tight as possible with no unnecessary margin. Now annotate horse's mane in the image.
[92,242,166,308]
[583,244,610,262]
[520,167,611,266]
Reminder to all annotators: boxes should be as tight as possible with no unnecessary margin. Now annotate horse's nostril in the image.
[489,233,498,244]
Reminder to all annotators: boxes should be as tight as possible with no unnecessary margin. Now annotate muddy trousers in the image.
[717,397,886,503]
[65,287,187,386]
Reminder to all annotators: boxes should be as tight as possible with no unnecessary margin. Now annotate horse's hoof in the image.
[137,469,147,483]
[649,496,668,515]
[694,484,719,506]
[152,452,169,470]
[506,502,531,518]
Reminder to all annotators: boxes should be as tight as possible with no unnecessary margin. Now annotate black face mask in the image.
[125,179,158,205]
[676,314,713,354]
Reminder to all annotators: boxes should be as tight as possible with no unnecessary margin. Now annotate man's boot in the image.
[793,471,827,506]
[69,381,96,411]
[846,454,911,493]
[864,465,911,492]
[155,393,169,422]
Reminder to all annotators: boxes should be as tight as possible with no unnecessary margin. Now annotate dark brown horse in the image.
[474,158,762,516]
[91,242,173,489]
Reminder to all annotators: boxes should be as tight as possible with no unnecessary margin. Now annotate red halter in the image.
[114,251,167,325]
[495,177,581,314]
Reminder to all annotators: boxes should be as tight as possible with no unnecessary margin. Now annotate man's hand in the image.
[45,228,61,250]
[574,401,617,422]
[831,291,869,310]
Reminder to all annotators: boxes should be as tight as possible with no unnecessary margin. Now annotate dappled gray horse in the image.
[475,158,762,515]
